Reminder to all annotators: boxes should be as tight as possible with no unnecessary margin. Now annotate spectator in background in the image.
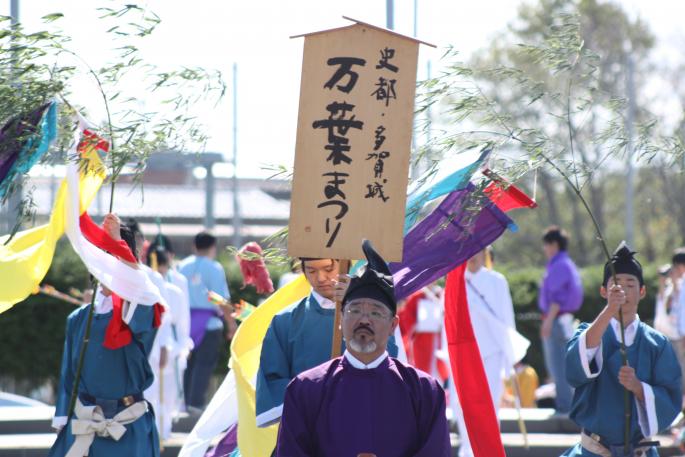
[671,250,685,392]
[538,226,583,416]
[179,232,234,415]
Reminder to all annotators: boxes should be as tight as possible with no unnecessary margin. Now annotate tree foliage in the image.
[0,4,225,230]
[415,0,685,267]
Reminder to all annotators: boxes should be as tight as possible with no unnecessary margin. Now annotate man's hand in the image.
[103,213,122,241]
[160,347,168,371]
[540,317,553,339]
[225,315,238,341]
[618,365,644,402]
[333,274,351,303]
[606,284,626,316]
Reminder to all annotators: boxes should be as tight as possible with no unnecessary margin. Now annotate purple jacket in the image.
[538,251,583,315]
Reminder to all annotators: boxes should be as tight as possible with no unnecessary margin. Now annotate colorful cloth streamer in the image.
[0,101,58,199]
[403,148,490,233]
[390,183,512,300]
[445,264,506,457]
[230,275,309,457]
[0,125,103,314]
[484,181,537,213]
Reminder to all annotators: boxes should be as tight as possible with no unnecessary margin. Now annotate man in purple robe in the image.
[277,240,451,457]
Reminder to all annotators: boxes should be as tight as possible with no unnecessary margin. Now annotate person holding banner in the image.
[562,243,682,457]
[256,258,400,432]
[49,214,163,457]
[276,240,450,457]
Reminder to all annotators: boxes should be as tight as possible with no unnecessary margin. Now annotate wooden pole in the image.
[331,259,350,359]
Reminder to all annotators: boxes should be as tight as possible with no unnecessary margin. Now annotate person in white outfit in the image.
[145,246,194,440]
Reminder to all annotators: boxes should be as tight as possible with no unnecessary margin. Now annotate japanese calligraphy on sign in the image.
[288,19,428,261]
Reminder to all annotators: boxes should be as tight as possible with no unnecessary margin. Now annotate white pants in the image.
[454,351,505,457]
[145,358,185,439]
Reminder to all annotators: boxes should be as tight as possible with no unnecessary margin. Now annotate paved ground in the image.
[0,406,682,456]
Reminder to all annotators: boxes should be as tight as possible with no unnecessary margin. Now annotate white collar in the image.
[343,350,388,369]
[465,266,486,278]
[609,316,640,346]
[94,290,113,315]
[311,289,336,310]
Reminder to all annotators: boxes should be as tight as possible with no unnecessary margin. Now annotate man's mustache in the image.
[354,324,375,335]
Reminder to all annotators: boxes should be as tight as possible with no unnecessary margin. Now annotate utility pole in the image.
[232,63,242,248]
[410,0,419,178]
[386,0,394,30]
[625,49,636,247]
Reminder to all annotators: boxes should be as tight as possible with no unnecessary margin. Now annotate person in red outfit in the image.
[399,283,448,380]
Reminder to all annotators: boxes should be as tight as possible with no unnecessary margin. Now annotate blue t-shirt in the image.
[179,255,230,331]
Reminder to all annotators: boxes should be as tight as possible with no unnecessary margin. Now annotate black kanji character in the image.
[375,47,398,73]
[312,102,364,165]
[324,57,366,93]
[371,77,397,106]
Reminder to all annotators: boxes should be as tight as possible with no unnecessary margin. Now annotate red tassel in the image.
[236,242,274,295]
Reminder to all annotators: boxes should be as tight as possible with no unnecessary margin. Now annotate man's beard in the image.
[348,338,378,354]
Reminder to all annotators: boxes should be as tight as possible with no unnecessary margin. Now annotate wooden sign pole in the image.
[331,259,350,358]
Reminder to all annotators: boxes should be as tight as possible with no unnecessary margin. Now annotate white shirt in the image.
[93,290,113,314]
[312,290,336,310]
[344,350,388,369]
[464,267,516,358]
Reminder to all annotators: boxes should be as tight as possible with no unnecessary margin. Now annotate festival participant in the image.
[398,282,445,376]
[145,246,193,440]
[454,247,518,457]
[149,233,191,305]
[256,258,399,428]
[179,232,234,414]
[276,240,450,457]
[49,214,163,457]
[562,243,682,457]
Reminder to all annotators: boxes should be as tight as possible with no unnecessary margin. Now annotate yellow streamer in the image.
[0,142,106,313]
[230,275,309,457]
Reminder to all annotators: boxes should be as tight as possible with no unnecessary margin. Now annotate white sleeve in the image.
[635,383,658,437]
[578,329,603,378]
[52,415,68,431]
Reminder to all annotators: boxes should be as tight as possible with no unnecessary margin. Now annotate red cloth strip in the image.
[445,264,506,457]
[79,213,138,264]
[484,181,537,212]
[103,293,165,350]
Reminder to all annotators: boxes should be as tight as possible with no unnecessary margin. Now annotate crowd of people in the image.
[46,215,685,457]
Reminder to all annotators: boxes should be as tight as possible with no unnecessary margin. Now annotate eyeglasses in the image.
[344,307,391,322]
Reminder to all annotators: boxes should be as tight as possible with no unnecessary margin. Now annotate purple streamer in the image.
[390,183,512,300]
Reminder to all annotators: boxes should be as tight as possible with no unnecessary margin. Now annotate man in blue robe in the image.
[563,242,682,457]
[276,239,450,457]
[255,257,399,430]
[49,215,162,457]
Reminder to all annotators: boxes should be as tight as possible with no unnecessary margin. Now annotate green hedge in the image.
[0,244,661,394]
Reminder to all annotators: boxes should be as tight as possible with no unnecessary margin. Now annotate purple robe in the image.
[276,354,451,457]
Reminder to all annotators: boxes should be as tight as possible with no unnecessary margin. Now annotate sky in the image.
[4,0,685,178]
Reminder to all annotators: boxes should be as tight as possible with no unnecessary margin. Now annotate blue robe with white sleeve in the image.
[48,299,160,457]
[255,291,398,428]
[562,318,681,456]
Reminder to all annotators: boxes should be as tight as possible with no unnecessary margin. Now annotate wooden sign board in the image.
[288,21,423,262]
